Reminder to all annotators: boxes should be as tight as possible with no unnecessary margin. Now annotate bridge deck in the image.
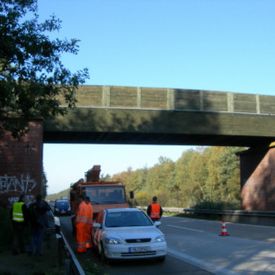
[44,85,275,147]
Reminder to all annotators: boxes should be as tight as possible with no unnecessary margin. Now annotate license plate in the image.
[129,246,150,253]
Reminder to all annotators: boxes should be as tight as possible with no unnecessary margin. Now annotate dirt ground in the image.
[0,232,65,275]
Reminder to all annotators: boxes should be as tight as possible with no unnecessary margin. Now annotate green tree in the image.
[0,0,89,137]
[144,157,175,206]
[111,146,241,209]
[187,150,209,204]
[175,148,197,207]
[202,147,238,203]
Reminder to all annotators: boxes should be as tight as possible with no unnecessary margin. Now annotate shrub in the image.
[135,191,150,206]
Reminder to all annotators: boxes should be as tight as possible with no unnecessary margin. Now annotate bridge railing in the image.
[70,85,275,115]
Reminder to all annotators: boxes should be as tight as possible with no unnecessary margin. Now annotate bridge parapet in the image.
[69,85,275,115]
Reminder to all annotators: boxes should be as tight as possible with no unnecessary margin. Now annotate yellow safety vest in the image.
[12,202,24,222]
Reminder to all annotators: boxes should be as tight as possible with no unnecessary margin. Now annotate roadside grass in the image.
[0,232,65,275]
[78,254,106,275]
[1,206,104,275]
[0,207,64,275]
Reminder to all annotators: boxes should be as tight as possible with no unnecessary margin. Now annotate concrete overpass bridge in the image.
[44,85,275,148]
[2,85,275,210]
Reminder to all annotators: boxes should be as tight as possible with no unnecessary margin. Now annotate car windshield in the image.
[55,200,69,207]
[105,211,153,227]
[85,186,126,204]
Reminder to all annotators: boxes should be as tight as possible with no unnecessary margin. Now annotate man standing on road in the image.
[147,196,163,221]
[28,194,51,256]
[75,195,93,253]
[11,194,28,255]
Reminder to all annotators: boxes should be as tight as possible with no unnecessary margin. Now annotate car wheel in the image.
[157,256,166,262]
[99,242,108,263]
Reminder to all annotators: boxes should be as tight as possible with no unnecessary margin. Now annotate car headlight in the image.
[154,235,165,242]
[105,237,122,244]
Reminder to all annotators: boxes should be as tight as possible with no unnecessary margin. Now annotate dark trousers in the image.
[12,221,25,254]
[31,226,45,255]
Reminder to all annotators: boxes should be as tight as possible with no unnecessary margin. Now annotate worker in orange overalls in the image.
[147,196,163,221]
[84,196,93,250]
[75,195,93,253]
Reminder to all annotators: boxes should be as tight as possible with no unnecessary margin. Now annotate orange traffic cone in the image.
[219,221,230,236]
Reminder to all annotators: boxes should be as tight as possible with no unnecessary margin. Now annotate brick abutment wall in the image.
[0,121,43,207]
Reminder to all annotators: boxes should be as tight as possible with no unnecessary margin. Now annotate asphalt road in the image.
[161,216,275,274]
[60,216,211,275]
[60,215,275,274]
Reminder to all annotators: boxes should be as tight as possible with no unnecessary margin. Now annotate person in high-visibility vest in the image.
[75,195,93,253]
[11,194,28,255]
[147,196,163,221]
[84,196,93,250]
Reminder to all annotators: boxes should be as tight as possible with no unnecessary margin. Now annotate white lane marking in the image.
[166,224,204,233]
[168,248,238,275]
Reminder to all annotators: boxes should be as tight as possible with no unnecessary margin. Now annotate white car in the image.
[93,208,167,262]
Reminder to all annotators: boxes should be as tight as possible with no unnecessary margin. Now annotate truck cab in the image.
[70,165,129,222]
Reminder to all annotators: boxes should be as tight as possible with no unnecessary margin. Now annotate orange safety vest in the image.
[150,203,161,219]
[85,202,93,249]
[76,201,93,224]
[76,201,94,252]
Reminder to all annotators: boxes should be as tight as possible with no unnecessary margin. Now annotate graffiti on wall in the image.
[0,174,37,194]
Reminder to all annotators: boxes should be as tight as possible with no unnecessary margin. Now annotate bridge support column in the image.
[239,143,275,210]
[0,121,44,207]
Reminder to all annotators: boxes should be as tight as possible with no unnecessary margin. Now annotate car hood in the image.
[104,226,164,239]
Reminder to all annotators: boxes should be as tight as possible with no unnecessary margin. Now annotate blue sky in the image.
[39,0,275,194]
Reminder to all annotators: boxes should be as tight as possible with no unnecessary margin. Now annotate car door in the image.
[93,211,104,248]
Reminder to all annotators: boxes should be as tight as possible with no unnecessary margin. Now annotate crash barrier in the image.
[138,206,275,226]
[48,211,85,275]
[137,206,183,213]
[56,231,86,275]
[183,208,275,226]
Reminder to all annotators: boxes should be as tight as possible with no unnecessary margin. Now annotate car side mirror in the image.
[154,221,161,227]
[93,222,102,229]
[54,216,61,234]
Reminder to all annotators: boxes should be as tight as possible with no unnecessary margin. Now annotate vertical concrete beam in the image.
[167,89,175,110]
[256,94,260,114]
[227,93,234,112]
[102,86,110,107]
[137,87,141,108]
[199,91,204,111]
